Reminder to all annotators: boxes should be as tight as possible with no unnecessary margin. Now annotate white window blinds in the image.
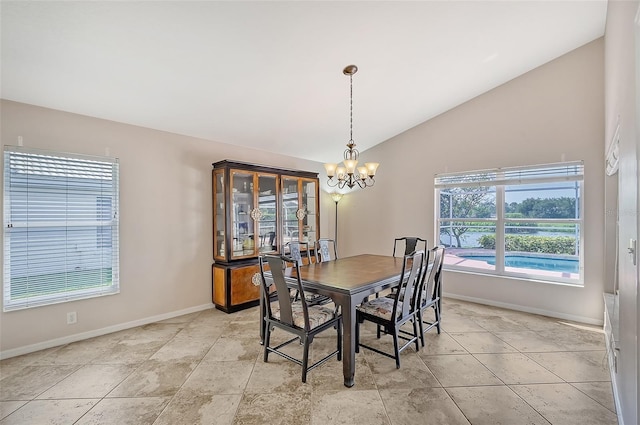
[435,161,584,188]
[3,146,120,311]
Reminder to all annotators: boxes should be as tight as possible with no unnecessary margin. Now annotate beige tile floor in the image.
[0,298,618,425]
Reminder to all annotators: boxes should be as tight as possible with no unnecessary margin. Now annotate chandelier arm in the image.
[346,174,355,189]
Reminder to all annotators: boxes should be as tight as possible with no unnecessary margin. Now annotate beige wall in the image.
[0,100,329,355]
[338,38,605,323]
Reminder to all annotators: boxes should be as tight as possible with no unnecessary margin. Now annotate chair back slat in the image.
[432,246,445,298]
[413,248,431,309]
[422,246,445,306]
[393,250,425,320]
[258,256,273,317]
[264,255,294,325]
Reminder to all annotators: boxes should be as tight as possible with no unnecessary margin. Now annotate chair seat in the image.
[272,302,336,329]
[357,297,403,321]
[304,292,332,305]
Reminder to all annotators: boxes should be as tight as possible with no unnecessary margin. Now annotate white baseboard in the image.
[0,303,215,360]
[443,292,604,326]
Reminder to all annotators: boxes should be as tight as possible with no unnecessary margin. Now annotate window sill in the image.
[443,266,584,287]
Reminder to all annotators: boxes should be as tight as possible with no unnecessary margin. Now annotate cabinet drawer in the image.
[230,264,261,305]
[212,261,262,313]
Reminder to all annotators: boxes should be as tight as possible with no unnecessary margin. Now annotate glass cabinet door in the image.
[230,170,255,259]
[213,169,226,259]
[281,177,300,246]
[213,163,318,263]
[256,174,278,254]
[301,179,317,244]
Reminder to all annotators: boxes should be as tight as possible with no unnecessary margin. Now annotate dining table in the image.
[262,254,405,387]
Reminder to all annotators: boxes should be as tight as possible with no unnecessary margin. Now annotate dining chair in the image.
[384,236,427,299]
[315,238,337,263]
[416,246,445,346]
[385,248,430,301]
[259,254,342,383]
[355,250,424,368]
[287,241,332,305]
[285,241,311,266]
[392,237,428,257]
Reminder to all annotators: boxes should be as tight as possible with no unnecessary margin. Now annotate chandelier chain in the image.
[349,73,353,143]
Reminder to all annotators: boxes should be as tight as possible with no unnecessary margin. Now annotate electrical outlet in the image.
[67,311,77,325]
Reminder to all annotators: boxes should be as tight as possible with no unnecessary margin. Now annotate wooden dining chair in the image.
[392,237,428,257]
[355,250,424,368]
[315,238,337,263]
[259,254,342,383]
[285,241,311,266]
[286,241,332,305]
[416,246,445,346]
[384,236,427,298]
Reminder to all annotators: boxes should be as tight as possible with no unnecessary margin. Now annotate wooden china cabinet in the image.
[212,160,320,312]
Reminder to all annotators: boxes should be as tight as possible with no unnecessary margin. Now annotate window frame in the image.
[3,146,120,311]
[435,161,584,286]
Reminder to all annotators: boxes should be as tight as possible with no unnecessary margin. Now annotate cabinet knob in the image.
[252,272,262,286]
[250,208,263,221]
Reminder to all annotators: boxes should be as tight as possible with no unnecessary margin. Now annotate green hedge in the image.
[477,235,576,255]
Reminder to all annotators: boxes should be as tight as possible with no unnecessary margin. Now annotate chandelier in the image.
[324,65,379,189]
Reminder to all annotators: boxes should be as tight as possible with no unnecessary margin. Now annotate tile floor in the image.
[0,298,618,425]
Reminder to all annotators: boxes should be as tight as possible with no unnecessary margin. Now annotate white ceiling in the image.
[1,1,607,163]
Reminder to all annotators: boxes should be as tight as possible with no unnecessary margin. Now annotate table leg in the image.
[339,296,357,387]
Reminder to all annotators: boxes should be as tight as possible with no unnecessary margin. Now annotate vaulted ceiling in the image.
[1,1,607,163]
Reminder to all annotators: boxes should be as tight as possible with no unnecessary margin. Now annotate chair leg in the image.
[435,304,441,334]
[392,328,401,369]
[412,318,420,352]
[263,323,271,362]
[418,310,424,347]
[302,336,310,383]
[376,324,381,339]
[355,315,360,354]
[260,314,265,345]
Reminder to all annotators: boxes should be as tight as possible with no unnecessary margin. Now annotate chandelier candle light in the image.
[324,65,379,189]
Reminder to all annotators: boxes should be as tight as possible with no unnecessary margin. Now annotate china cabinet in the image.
[212,160,320,312]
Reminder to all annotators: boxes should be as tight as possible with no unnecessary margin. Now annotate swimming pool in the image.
[458,254,579,273]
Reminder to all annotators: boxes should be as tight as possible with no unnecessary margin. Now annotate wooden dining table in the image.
[262,254,405,387]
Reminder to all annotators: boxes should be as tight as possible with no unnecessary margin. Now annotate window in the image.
[435,162,583,285]
[3,146,120,311]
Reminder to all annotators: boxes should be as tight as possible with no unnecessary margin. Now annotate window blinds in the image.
[434,161,584,189]
[3,146,120,311]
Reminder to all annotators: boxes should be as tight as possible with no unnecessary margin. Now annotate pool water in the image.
[459,254,579,274]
